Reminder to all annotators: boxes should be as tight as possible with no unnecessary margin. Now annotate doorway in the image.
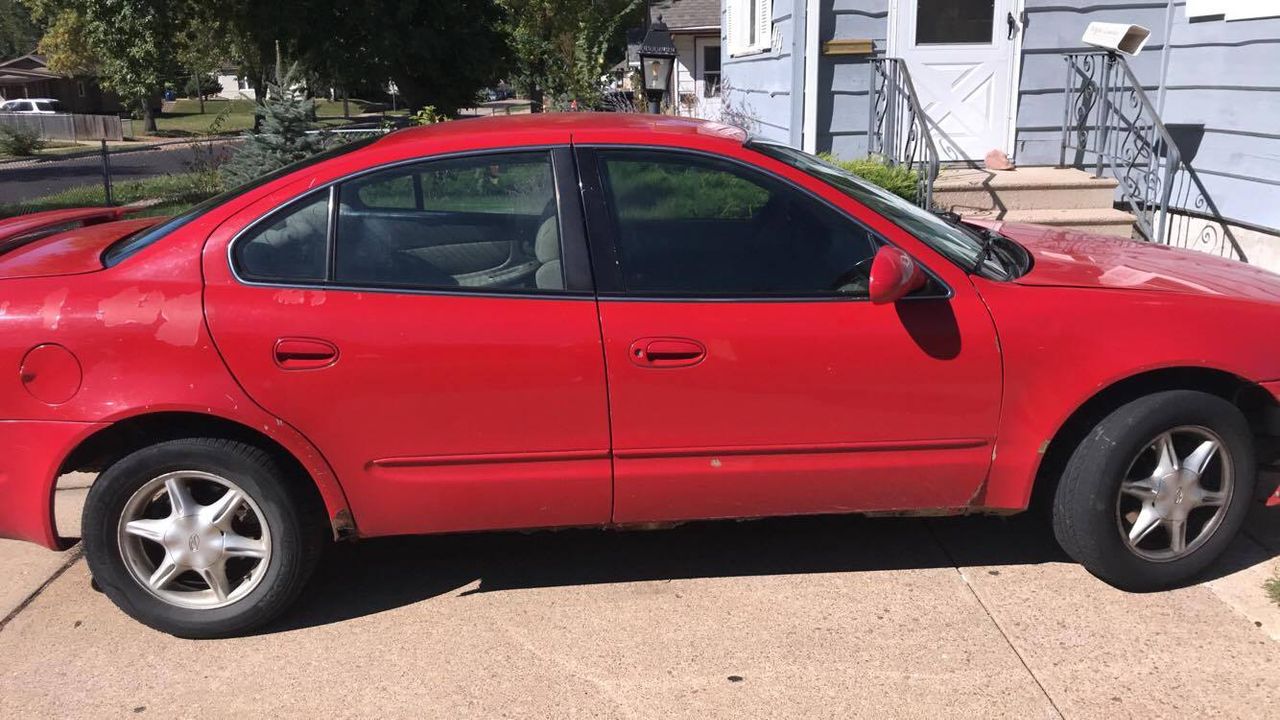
[889,0,1023,161]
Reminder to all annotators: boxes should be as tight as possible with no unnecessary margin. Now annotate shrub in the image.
[220,62,328,186]
[0,124,45,156]
[819,154,920,203]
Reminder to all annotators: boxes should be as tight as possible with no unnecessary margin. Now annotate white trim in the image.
[1005,0,1025,157]
[727,0,774,57]
[802,0,820,152]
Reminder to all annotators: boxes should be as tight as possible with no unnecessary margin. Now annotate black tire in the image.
[82,438,325,638]
[1052,390,1255,591]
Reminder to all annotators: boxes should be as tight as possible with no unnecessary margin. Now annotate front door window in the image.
[596,150,878,297]
[915,0,995,45]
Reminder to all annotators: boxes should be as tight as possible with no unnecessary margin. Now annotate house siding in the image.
[721,2,796,141]
[815,0,888,158]
[726,1,1280,230]
[1160,6,1280,229]
[1017,1,1280,229]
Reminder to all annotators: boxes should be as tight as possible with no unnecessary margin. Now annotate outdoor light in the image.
[638,14,677,114]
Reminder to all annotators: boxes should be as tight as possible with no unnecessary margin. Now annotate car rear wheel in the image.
[1051,390,1255,591]
[82,438,324,638]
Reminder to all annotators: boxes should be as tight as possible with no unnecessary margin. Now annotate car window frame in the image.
[574,144,951,303]
[225,145,594,299]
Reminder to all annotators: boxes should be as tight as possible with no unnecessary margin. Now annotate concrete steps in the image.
[934,166,1135,238]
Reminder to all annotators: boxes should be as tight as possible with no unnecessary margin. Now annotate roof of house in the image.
[651,0,719,31]
[0,54,51,70]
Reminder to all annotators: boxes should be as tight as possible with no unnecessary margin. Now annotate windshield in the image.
[102,135,380,267]
[747,140,991,272]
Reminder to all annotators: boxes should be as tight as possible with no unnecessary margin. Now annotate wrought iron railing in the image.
[1060,51,1246,261]
[868,58,939,209]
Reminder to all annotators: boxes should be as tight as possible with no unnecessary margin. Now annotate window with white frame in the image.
[726,0,772,57]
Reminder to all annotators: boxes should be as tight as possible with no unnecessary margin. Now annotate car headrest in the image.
[535,215,560,262]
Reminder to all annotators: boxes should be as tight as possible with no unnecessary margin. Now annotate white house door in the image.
[891,0,1021,161]
[695,37,723,120]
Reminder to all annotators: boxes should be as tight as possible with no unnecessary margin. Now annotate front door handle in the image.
[274,338,339,370]
[628,338,706,368]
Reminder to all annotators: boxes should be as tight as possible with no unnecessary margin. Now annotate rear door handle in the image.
[628,338,706,368]
[274,338,339,370]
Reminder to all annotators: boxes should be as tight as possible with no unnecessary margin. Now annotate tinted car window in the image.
[234,191,329,282]
[597,150,877,296]
[334,151,563,292]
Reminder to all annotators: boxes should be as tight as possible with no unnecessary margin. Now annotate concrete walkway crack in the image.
[924,521,1066,720]
[0,547,83,634]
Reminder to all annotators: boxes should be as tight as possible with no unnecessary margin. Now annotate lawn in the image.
[151,97,384,137]
[0,171,222,219]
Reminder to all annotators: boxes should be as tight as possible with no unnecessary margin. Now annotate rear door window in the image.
[333,151,564,292]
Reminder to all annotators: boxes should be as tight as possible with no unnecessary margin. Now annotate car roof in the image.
[371,113,749,153]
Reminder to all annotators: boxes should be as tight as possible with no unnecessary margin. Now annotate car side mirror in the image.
[868,245,927,305]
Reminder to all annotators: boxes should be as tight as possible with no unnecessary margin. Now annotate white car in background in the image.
[0,98,62,114]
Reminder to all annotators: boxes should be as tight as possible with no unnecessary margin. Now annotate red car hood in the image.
[0,216,163,280]
[975,221,1280,302]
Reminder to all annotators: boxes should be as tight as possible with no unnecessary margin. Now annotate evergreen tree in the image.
[221,61,328,187]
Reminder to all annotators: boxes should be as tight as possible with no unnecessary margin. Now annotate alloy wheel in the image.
[116,471,272,609]
[1115,426,1233,562]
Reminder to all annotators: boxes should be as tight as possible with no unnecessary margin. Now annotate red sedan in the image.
[2,114,1278,637]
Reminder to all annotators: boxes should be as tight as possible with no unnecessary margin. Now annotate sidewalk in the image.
[1,476,1277,718]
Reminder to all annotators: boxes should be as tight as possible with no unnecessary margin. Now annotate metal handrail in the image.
[868,57,939,208]
[1060,51,1246,261]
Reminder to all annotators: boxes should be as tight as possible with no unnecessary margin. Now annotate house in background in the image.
[0,53,123,114]
[652,0,723,119]
[216,66,256,101]
[720,1,1280,264]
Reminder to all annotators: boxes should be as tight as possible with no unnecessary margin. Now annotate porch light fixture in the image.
[638,14,677,114]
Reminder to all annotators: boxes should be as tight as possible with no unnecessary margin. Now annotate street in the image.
[0,141,231,204]
[2,476,1278,719]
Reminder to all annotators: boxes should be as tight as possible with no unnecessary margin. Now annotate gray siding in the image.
[1015,1,1280,229]
[720,2,796,141]
[1160,5,1280,229]
[1014,1,1173,165]
[816,0,888,158]
[724,1,1280,229]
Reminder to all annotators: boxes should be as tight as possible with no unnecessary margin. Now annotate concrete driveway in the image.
[2,475,1278,719]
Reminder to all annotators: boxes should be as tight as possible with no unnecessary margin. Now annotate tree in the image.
[498,0,642,112]
[220,60,328,186]
[220,0,508,116]
[24,1,179,131]
[0,0,41,58]
[175,3,235,114]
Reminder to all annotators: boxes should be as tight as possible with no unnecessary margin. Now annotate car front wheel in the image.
[82,438,324,638]
[1051,390,1255,591]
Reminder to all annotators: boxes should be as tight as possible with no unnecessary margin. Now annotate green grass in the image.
[153,97,378,137]
[1267,570,1280,607]
[0,140,84,161]
[154,99,256,136]
[0,171,223,219]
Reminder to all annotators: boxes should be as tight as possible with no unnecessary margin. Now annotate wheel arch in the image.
[1029,366,1276,511]
[56,410,356,543]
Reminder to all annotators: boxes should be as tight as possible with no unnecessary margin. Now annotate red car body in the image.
[4,114,1280,551]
